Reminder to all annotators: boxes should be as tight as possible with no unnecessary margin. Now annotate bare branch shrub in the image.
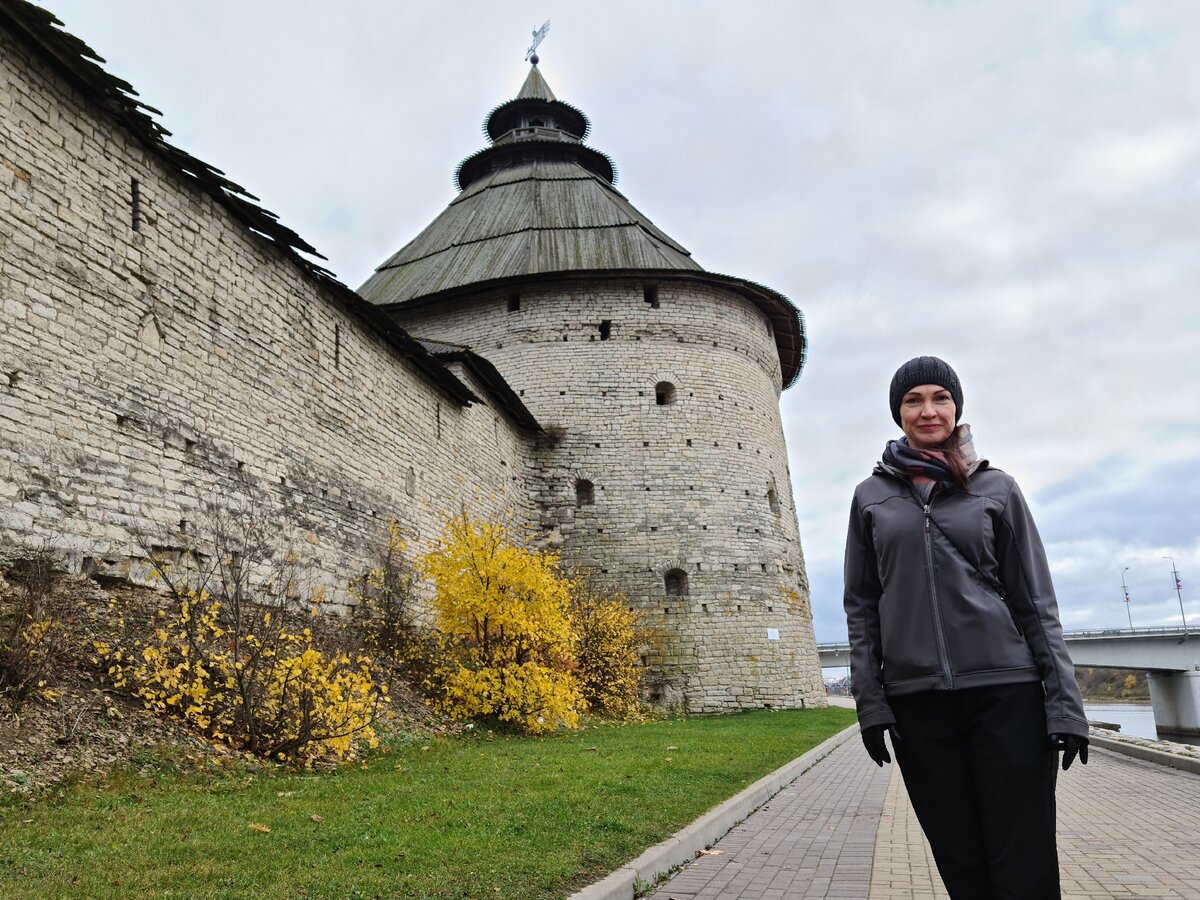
[0,543,74,711]
[348,519,436,687]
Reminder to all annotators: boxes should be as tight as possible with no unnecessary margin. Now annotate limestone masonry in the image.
[0,1,824,712]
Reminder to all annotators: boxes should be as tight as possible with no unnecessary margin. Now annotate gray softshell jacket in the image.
[843,456,1088,738]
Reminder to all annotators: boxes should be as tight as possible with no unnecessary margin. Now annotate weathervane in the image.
[525,20,550,64]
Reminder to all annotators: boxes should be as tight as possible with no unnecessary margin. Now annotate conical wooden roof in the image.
[357,65,703,305]
[357,64,808,387]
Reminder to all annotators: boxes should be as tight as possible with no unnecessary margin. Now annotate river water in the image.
[1083,702,1157,739]
[1083,701,1200,746]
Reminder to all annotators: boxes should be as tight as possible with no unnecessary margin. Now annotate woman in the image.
[843,356,1089,900]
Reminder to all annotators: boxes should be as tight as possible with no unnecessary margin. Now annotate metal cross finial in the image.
[525,20,550,64]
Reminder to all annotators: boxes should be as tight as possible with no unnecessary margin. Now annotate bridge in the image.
[817,627,1200,739]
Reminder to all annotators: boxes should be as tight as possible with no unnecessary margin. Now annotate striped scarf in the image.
[882,424,980,494]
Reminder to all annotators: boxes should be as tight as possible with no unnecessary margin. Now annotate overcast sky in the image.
[34,1,1200,642]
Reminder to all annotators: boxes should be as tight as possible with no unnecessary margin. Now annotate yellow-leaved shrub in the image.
[100,510,386,764]
[103,587,383,763]
[421,511,583,733]
[571,589,647,720]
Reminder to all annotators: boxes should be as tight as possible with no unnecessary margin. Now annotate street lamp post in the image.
[1122,567,1132,630]
[1164,557,1188,637]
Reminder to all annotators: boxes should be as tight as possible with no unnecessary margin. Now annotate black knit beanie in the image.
[889,356,963,427]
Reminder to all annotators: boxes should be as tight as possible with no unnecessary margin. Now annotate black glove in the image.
[1049,733,1089,770]
[861,724,900,766]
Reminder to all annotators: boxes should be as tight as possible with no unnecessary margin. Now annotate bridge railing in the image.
[1061,626,1189,640]
[818,625,1189,653]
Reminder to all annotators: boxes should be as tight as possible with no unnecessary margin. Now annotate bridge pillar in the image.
[1147,670,1200,738]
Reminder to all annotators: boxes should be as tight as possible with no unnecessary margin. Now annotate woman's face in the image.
[899,384,956,449]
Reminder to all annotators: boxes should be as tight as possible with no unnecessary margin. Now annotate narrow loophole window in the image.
[334,324,341,369]
[575,478,595,507]
[644,285,659,308]
[665,568,688,597]
[507,295,520,312]
[655,382,677,406]
[599,320,611,341]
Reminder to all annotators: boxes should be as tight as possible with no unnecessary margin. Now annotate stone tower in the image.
[358,62,825,712]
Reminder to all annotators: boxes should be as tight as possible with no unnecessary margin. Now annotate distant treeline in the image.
[1074,667,1149,701]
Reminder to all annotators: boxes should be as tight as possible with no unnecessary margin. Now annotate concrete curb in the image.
[1089,733,1200,776]
[568,723,861,900]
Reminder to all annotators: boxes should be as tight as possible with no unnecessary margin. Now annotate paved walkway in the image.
[649,733,1200,899]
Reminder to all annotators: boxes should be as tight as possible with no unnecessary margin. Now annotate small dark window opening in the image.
[436,402,442,439]
[334,324,341,369]
[130,177,141,232]
[665,568,688,597]
[575,479,595,507]
[507,295,520,312]
[529,117,545,127]
[655,382,677,406]
[644,285,659,308]
[599,320,611,340]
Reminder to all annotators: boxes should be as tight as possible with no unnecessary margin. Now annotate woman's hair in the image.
[939,431,972,493]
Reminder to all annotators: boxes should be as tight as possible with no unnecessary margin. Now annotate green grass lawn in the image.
[0,707,855,899]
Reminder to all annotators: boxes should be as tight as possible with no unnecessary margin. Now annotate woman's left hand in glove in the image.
[1049,733,1089,770]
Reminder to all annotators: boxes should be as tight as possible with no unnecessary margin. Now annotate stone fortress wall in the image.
[395,279,825,711]
[0,29,534,604]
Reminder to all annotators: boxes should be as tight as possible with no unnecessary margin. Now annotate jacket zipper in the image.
[922,500,955,690]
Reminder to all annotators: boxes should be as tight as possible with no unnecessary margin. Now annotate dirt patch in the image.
[1,677,221,797]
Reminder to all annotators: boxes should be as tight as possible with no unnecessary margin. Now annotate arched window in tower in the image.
[768,486,781,515]
[575,478,595,507]
[655,382,677,406]
[664,568,688,597]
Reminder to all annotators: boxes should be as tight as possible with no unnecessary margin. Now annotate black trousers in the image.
[889,682,1060,900]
